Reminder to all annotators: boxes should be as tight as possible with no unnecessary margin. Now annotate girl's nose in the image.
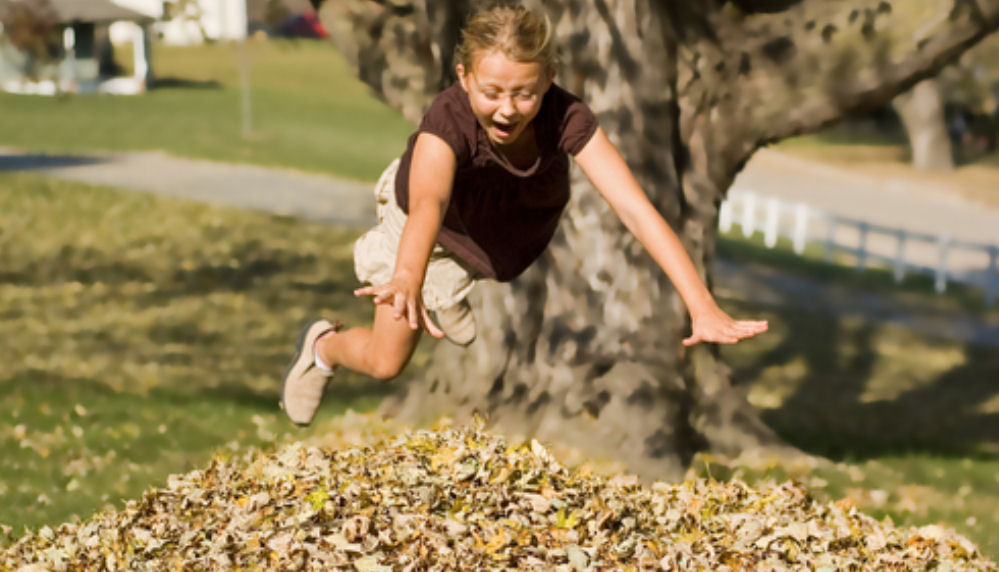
[499,95,516,116]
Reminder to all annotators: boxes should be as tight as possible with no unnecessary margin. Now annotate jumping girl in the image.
[281,4,768,425]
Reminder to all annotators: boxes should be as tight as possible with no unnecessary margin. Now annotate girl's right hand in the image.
[354,273,446,338]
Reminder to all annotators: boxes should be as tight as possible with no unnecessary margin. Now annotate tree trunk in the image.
[321,0,999,481]
[893,78,956,171]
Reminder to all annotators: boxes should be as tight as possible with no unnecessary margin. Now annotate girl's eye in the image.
[483,91,500,100]
[515,91,536,101]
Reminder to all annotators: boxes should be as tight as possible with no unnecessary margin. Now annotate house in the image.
[111,0,248,45]
[1,0,155,95]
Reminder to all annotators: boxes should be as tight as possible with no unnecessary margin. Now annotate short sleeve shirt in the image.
[395,82,598,281]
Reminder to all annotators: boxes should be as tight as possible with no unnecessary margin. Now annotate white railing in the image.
[719,189,999,308]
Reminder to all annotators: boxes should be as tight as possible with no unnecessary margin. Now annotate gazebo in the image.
[1,0,155,95]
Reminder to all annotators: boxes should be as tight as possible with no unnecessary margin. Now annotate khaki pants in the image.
[353,159,482,312]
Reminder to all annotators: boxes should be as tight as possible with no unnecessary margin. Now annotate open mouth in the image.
[492,120,518,138]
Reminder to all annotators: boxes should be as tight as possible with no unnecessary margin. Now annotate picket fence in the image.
[718,189,999,308]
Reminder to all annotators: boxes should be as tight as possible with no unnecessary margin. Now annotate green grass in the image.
[0,40,413,181]
[1,40,998,562]
[0,172,432,534]
[1,172,996,560]
[718,231,999,317]
[713,294,999,559]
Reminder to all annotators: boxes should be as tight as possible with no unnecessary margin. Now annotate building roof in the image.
[42,0,154,23]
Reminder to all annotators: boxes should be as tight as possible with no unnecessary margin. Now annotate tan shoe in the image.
[434,300,476,346]
[280,319,342,426]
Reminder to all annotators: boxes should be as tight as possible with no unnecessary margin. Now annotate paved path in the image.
[2,146,997,346]
[0,147,377,228]
[734,149,999,284]
[735,148,999,246]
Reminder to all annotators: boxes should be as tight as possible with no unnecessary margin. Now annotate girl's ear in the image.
[540,65,556,93]
[456,63,469,91]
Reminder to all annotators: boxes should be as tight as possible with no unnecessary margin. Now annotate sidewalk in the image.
[734,148,999,246]
[0,147,377,228]
[2,146,997,347]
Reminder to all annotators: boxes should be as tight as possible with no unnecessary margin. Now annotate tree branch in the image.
[682,0,999,183]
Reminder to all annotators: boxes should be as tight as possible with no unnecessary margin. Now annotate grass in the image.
[717,232,999,317]
[1,40,998,561]
[713,294,999,558]
[1,173,995,559]
[0,40,413,182]
[0,171,432,534]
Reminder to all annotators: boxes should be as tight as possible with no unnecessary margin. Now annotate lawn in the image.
[716,293,999,557]
[0,171,428,534]
[0,40,413,182]
[1,172,996,559]
[1,40,998,560]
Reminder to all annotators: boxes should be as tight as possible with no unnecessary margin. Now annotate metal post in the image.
[63,26,76,92]
[239,41,252,139]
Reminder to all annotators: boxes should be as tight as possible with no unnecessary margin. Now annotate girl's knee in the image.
[367,353,408,381]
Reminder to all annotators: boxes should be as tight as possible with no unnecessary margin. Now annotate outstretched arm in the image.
[574,127,767,346]
[353,132,455,338]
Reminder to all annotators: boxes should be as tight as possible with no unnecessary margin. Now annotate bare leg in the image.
[316,302,422,380]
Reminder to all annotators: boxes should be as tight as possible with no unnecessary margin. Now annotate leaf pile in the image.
[2,423,995,571]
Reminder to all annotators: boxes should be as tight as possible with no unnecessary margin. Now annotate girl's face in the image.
[457,50,555,147]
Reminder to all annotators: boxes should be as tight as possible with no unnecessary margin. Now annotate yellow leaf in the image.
[430,447,457,471]
[484,528,508,554]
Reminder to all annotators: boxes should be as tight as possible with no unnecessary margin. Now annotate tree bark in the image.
[893,78,956,171]
[319,0,999,481]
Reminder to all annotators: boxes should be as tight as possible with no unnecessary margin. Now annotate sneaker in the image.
[434,300,476,346]
[280,318,342,426]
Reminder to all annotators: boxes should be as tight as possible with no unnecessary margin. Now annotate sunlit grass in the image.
[1,171,996,559]
[0,172,432,534]
[1,38,997,562]
[0,40,413,181]
[716,295,999,559]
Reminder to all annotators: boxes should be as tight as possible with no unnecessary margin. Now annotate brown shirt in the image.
[395,82,598,282]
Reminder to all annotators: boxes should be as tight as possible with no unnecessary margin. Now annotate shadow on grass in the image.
[717,236,997,316]
[0,153,107,172]
[0,239,357,304]
[730,310,999,461]
[150,77,223,90]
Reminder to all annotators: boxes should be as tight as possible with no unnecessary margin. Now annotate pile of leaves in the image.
[2,423,995,571]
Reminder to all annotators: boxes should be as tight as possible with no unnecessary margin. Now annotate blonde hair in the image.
[455,4,558,71]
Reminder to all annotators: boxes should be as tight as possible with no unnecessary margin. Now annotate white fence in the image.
[719,189,999,308]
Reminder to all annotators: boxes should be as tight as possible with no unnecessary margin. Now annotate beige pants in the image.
[353,159,482,312]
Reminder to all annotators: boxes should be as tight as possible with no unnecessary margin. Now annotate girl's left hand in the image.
[682,305,768,346]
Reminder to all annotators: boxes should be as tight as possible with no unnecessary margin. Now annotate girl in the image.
[281,4,768,426]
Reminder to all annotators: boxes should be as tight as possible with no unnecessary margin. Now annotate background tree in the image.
[318,0,999,481]
[893,78,956,171]
[0,0,59,79]
[891,32,999,171]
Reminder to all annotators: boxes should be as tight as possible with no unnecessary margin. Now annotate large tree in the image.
[318,0,999,481]
[893,31,999,171]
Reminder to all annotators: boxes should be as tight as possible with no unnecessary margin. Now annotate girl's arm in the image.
[574,127,768,346]
[353,133,456,337]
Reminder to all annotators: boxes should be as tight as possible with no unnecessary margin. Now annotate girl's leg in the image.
[316,301,422,381]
